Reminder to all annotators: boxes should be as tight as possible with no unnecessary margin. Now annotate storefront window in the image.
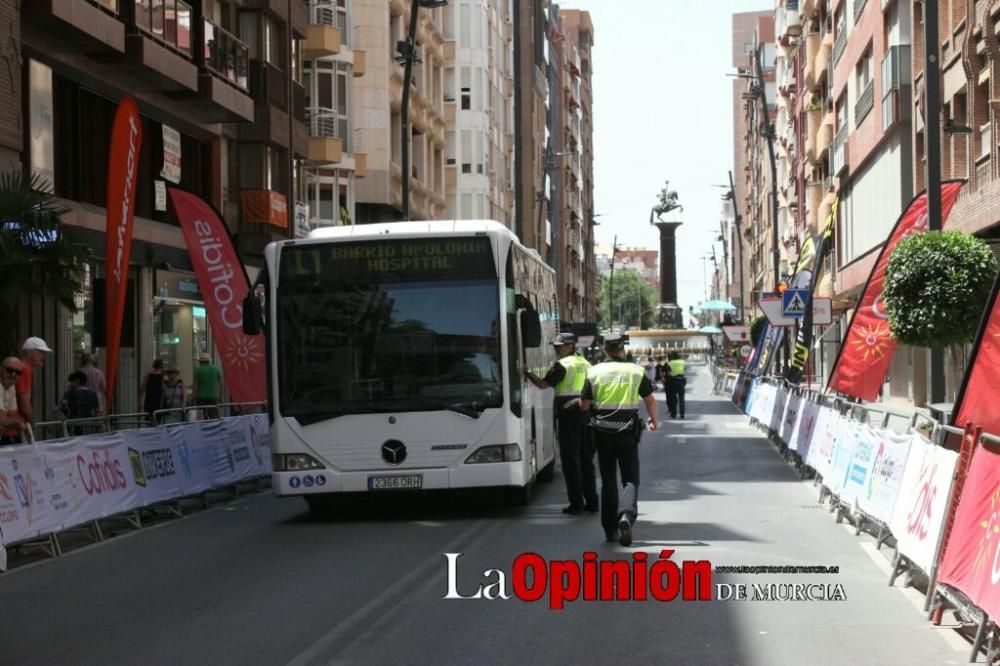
[72,263,96,358]
[153,270,211,390]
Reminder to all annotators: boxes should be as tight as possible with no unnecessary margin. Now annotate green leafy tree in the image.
[596,269,659,330]
[883,230,998,348]
[0,170,92,354]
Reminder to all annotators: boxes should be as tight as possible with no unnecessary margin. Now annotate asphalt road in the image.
[0,365,970,665]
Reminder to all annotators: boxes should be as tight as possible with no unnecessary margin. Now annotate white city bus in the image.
[246,221,558,510]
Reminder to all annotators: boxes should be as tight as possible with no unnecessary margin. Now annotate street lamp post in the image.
[728,170,746,322]
[399,0,448,221]
[922,2,946,404]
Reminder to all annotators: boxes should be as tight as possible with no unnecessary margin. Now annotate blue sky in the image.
[558,0,769,314]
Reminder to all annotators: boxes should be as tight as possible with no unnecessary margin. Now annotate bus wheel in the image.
[537,459,556,482]
[507,483,533,506]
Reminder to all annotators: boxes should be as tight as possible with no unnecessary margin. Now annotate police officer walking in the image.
[579,334,658,546]
[525,332,598,515]
[665,351,687,419]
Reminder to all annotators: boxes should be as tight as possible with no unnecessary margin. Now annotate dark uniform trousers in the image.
[593,429,640,536]
[557,405,598,509]
[667,376,687,418]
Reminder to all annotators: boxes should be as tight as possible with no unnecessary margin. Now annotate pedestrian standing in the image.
[140,359,165,423]
[666,351,687,419]
[525,332,598,515]
[579,333,658,546]
[17,337,52,427]
[79,352,107,415]
[160,367,186,423]
[0,357,26,445]
[192,353,222,419]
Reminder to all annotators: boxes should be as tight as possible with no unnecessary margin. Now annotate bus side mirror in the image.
[243,293,263,336]
[521,309,542,348]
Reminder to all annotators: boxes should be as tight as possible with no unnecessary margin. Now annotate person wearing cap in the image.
[192,353,222,419]
[525,332,598,515]
[17,337,53,426]
[579,333,658,546]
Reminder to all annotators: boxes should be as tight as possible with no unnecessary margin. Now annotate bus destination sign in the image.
[281,237,497,283]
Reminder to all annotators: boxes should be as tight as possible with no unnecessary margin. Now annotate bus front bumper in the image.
[272,464,529,496]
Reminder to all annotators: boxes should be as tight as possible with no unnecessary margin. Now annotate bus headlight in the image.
[465,444,522,464]
[273,453,325,471]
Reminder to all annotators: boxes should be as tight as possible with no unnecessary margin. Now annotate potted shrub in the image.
[883,230,998,396]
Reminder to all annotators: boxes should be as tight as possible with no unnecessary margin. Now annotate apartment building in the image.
[15,0,309,419]
[442,0,516,227]
[353,0,447,223]
[514,0,549,256]
[301,0,368,232]
[559,8,597,324]
[594,245,659,294]
[731,11,773,316]
[737,17,782,301]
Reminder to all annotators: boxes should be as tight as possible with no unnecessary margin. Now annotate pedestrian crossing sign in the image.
[781,289,809,318]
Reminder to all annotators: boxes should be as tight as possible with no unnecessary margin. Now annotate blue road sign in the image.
[782,289,809,318]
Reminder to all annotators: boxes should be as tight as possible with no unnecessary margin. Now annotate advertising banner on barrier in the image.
[839,425,878,506]
[827,181,965,402]
[0,445,51,544]
[856,429,913,524]
[890,437,959,573]
[936,445,1000,619]
[768,387,788,433]
[123,428,183,506]
[743,380,758,417]
[791,399,820,460]
[806,407,841,479]
[780,395,801,446]
[827,421,861,497]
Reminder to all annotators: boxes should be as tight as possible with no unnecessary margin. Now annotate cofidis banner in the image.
[104,96,142,409]
[827,182,964,401]
[168,189,265,404]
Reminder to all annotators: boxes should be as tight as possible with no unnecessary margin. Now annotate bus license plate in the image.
[368,475,423,491]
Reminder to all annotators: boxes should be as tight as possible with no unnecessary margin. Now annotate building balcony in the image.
[306,106,349,163]
[803,32,822,91]
[353,50,366,77]
[816,111,834,156]
[123,0,198,92]
[186,18,255,122]
[305,0,343,57]
[24,0,125,53]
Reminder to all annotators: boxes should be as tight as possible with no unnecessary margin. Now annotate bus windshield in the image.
[276,239,502,425]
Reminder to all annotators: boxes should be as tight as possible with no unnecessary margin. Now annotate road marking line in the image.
[286,518,503,666]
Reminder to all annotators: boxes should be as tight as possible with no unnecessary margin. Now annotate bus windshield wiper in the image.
[443,402,483,419]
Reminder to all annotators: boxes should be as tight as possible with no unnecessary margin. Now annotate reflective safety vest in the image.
[668,359,686,377]
[554,354,591,397]
[587,361,645,433]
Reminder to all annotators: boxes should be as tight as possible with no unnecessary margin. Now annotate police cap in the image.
[553,332,578,346]
[603,333,627,348]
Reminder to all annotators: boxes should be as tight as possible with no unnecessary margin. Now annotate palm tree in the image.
[0,170,92,354]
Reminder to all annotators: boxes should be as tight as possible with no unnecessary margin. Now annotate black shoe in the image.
[605,530,619,543]
[584,504,599,514]
[562,505,584,515]
[618,518,632,547]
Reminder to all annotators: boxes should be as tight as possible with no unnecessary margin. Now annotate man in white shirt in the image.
[1,357,25,444]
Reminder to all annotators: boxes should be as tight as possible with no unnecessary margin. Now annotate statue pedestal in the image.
[656,304,684,330]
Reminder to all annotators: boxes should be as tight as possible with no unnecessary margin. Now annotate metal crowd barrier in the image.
[735,373,1000,663]
[25,403,267,443]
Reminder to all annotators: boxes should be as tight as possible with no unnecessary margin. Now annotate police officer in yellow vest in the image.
[526,332,598,514]
[666,350,687,419]
[579,333,658,546]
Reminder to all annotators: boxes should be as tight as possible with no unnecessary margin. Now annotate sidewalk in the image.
[633,362,971,664]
